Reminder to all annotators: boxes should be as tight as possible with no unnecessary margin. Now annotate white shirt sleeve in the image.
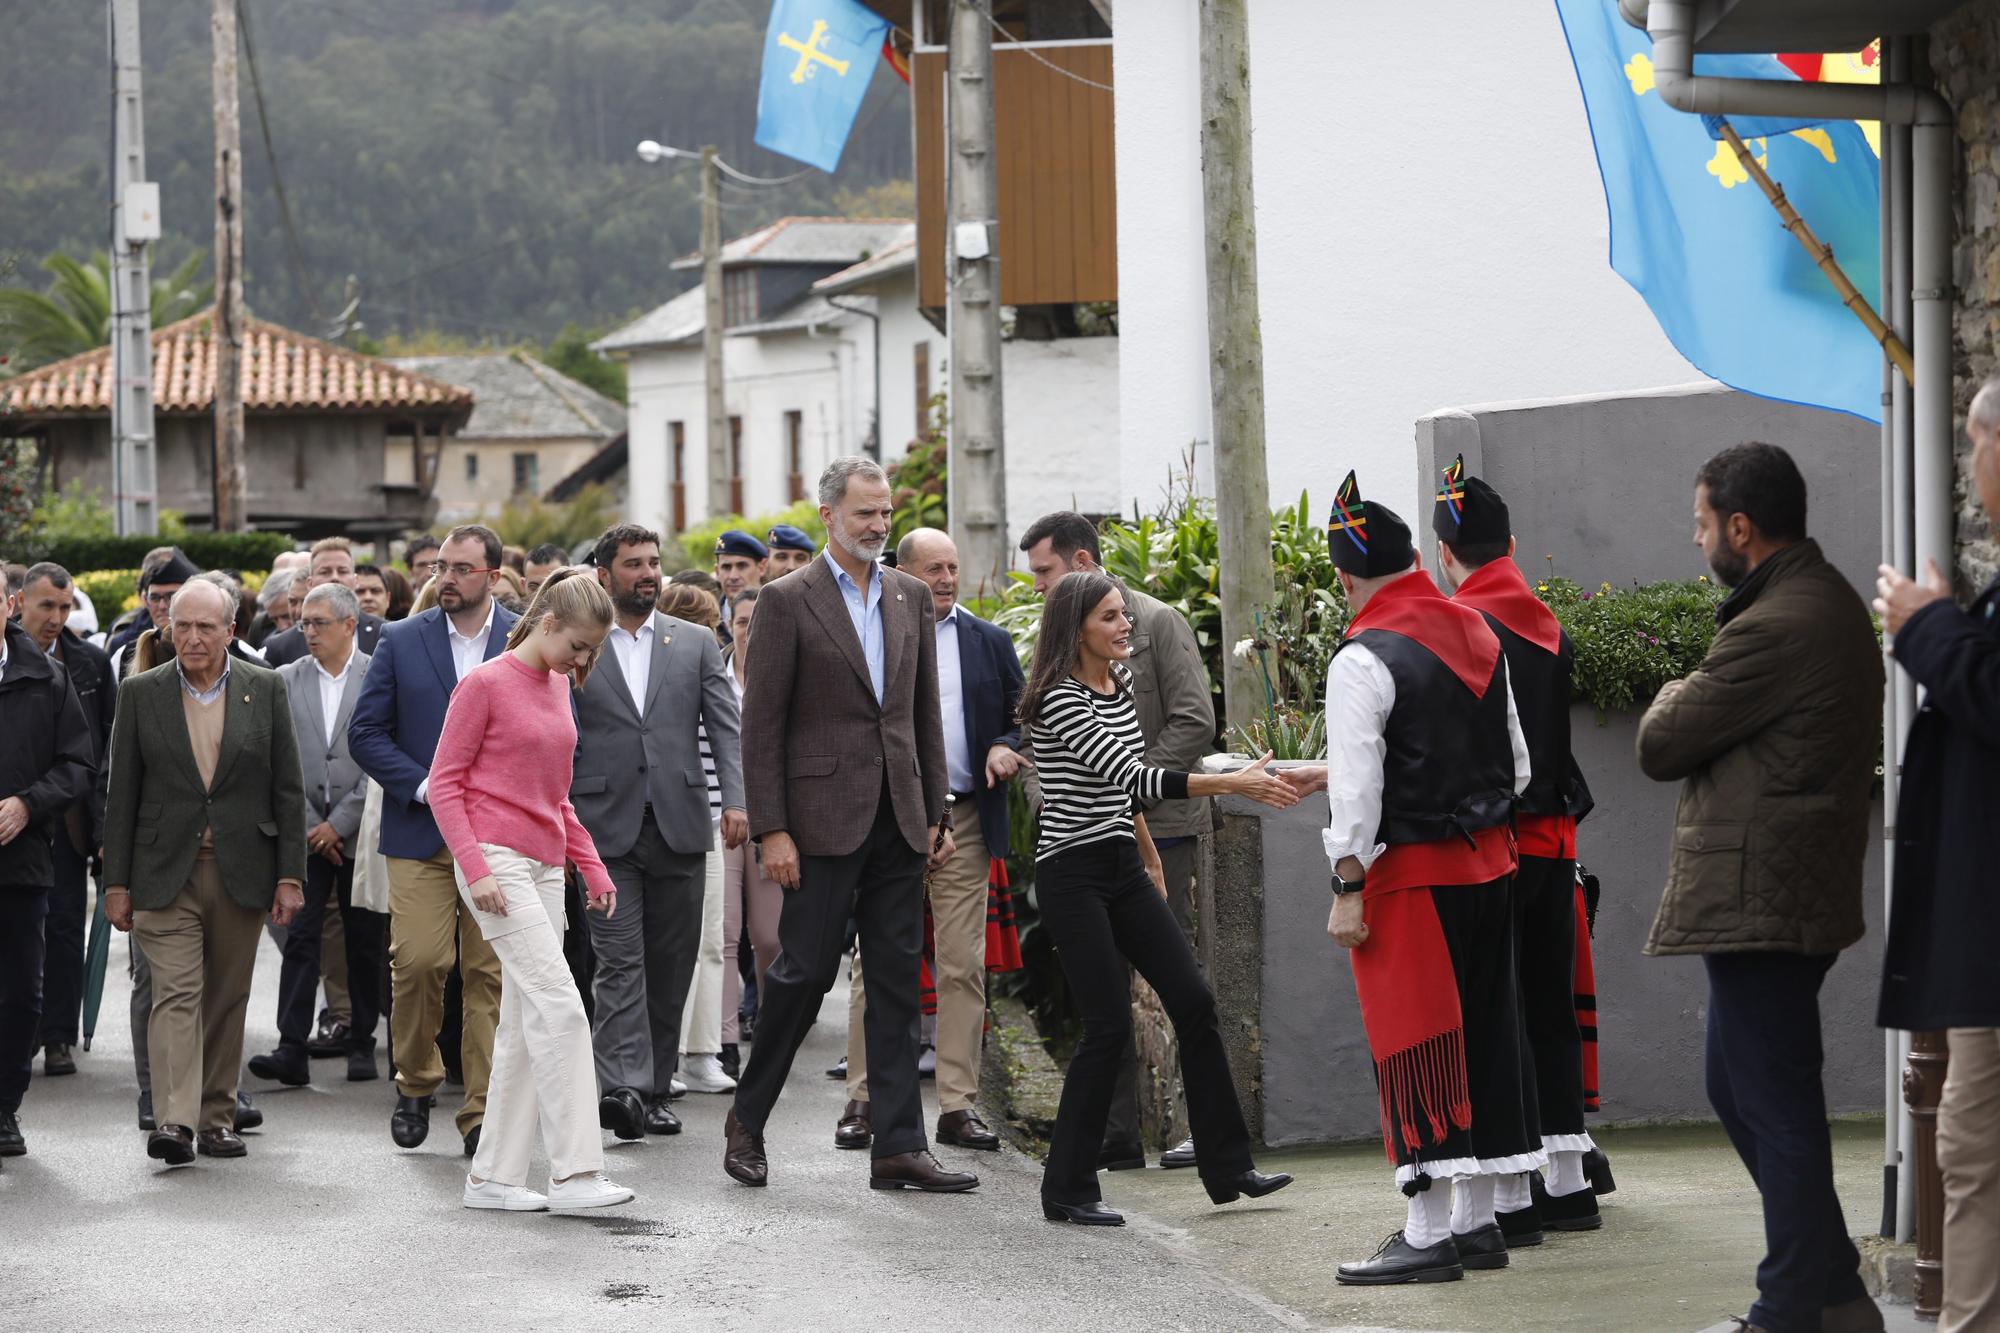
[1501,658,1532,796]
[1321,642,1395,872]
[415,777,430,804]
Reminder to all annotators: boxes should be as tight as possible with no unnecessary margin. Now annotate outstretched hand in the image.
[1228,752,1300,809]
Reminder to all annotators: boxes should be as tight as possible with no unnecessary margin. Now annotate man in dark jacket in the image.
[0,615,94,1162]
[1875,374,2000,1332]
[1637,443,1884,1333]
[11,563,115,1077]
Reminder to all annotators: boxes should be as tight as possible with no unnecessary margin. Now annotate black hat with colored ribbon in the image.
[1431,453,1511,547]
[1326,471,1414,578]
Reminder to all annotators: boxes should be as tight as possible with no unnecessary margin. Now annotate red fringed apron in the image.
[1350,887,1474,1162]
[917,856,1026,1018]
[1574,881,1600,1112]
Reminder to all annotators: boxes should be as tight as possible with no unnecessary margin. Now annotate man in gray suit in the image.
[248,583,383,1086]
[574,524,746,1142]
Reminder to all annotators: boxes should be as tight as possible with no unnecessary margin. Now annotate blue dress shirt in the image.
[825,548,885,704]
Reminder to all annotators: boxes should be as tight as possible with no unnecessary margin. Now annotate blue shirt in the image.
[825,548,885,705]
[177,655,233,705]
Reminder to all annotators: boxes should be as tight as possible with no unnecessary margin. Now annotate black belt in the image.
[950,790,977,804]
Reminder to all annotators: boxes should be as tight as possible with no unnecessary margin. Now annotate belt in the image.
[950,790,977,804]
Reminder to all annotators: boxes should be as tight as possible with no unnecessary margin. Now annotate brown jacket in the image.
[1637,540,1882,956]
[742,553,947,857]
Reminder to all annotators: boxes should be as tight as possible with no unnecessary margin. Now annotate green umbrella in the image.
[81,881,111,1050]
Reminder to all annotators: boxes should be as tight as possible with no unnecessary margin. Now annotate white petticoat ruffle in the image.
[1392,1148,1549,1187]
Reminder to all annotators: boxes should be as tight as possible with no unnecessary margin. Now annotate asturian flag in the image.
[1555,0,1884,423]
[754,0,890,173]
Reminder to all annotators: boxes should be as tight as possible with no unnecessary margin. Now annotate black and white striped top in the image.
[1026,665,1191,860]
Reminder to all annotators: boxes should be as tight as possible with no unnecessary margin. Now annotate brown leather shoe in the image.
[146,1124,195,1166]
[724,1109,768,1187]
[936,1108,1000,1151]
[834,1099,873,1150]
[196,1127,247,1158]
[869,1149,980,1192]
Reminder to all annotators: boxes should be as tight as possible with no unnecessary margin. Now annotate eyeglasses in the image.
[440,564,497,580]
[145,589,175,607]
[299,616,347,631]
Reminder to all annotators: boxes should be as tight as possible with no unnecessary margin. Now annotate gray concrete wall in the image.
[1244,708,1888,1149]
[1416,383,1885,597]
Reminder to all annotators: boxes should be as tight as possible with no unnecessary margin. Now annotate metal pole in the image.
[946,0,1007,600]
[211,0,247,531]
[701,146,729,519]
[109,0,157,537]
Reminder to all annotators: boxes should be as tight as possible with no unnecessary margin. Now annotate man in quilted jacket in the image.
[1637,442,1884,1333]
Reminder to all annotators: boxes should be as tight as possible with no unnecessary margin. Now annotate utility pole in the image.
[211,0,247,531]
[1199,0,1273,735]
[946,0,1007,598]
[109,0,158,537]
[701,145,730,518]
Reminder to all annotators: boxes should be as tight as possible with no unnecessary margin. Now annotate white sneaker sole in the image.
[462,1194,549,1212]
[683,1078,737,1093]
[548,1186,635,1213]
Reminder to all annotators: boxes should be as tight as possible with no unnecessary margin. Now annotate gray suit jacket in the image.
[571,612,743,859]
[743,553,947,858]
[279,650,371,843]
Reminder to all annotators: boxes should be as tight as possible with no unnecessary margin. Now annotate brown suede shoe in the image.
[869,1149,979,1193]
[935,1108,1000,1151]
[146,1124,195,1166]
[834,1099,873,1150]
[196,1127,247,1158]
[724,1109,768,1187]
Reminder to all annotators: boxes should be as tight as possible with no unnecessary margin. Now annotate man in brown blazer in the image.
[723,456,977,1196]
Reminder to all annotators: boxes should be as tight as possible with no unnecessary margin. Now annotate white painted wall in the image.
[876,270,944,453]
[1114,0,1702,524]
[1002,336,1123,527]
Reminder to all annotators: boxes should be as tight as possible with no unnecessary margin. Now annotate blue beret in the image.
[766,523,817,554]
[715,529,769,560]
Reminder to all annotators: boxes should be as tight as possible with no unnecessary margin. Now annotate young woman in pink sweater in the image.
[427,568,633,1214]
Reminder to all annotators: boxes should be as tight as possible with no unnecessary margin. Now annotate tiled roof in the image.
[388,351,626,441]
[668,216,914,271]
[812,230,917,296]
[0,310,473,421]
[590,286,707,355]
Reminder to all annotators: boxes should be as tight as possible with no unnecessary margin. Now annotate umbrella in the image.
[81,881,111,1050]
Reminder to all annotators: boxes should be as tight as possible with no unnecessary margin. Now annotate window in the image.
[669,421,687,532]
[512,451,538,496]
[785,410,805,503]
[728,415,744,514]
[724,269,758,327]
[914,341,931,437]
[464,451,479,483]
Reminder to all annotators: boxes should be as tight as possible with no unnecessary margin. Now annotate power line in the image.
[237,0,328,323]
[965,0,1114,92]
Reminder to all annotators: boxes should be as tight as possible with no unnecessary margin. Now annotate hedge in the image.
[27,532,295,577]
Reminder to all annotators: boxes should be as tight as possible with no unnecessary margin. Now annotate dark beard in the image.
[614,583,657,617]
[1706,546,1750,588]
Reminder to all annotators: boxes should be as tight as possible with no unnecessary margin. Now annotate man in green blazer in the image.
[103,579,307,1166]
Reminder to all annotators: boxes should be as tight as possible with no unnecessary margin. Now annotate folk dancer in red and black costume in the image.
[1299,472,1542,1286]
[1431,456,1604,1240]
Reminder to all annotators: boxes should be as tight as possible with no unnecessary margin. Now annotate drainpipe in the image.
[825,295,883,460]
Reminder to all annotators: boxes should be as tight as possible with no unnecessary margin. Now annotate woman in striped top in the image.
[1022,570,1299,1226]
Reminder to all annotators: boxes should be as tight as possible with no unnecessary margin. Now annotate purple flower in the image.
[1648,635,1660,647]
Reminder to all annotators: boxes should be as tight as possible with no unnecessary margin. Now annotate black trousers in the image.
[276,856,385,1054]
[0,886,50,1114]
[1037,838,1253,1204]
[1105,837,1196,1150]
[732,784,928,1159]
[1514,854,1585,1143]
[40,835,89,1046]
[1704,951,1866,1333]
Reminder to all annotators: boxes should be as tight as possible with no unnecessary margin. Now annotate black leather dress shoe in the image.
[1540,1181,1603,1231]
[825,1054,847,1079]
[1042,1198,1125,1226]
[248,1045,311,1087]
[463,1126,480,1158]
[1204,1168,1294,1206]
[718,1043,740,1079]
[1159,1136,1197,1169]
[599,1087,646,1142]
[43,1043,77,1076]
[724,1109,767,1187]
[1497,1203,1545,1246]
[306,1010,350,1059]
[869,1150,979,1193]
[137,1090,156,1131]
[834,1099,872,1150]
[196,1127,247,1158]
[1452,1222,1509,1270]
[233,1091,262,1132]
[936,1109,1000,1151]
[1583,1146,1617,1196]
[391,1094,431,1148]
[1335,1231,1465,1286]
[147,1124,196,1166]
[346,1040,378,1083]
[1097,1141,1145,1171]
[0,1111,24,1156]
[646,1097,682,1136]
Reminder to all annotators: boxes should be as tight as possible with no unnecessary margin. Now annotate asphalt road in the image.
[0,928,1325,1333]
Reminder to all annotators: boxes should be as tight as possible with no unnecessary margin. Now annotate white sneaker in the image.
[462,1177,549,1212]
[917,1044,937,1077]
[667,1074,687,1097]
[681,1054,737,1093]
[547,1173,636,1213]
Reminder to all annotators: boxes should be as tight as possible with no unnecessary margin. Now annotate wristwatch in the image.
[1331,872,1366,897]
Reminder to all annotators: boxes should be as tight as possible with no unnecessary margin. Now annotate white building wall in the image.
[1003,336,1123,530]
[876,272,944,453]
[1114,0,1701,523]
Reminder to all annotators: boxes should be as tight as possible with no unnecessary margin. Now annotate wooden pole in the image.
[1199,0,1273,736]
[1720,124,1914,383]
[211,0,247,531]
[701,145,729,519]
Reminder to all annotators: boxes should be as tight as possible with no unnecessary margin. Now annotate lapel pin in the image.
[662,634,673,645]
[896,593,904,601]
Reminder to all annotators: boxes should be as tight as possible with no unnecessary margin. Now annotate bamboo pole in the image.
[1720,123,1914,383]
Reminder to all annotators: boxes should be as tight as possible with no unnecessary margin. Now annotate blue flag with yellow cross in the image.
[754,0,890,173]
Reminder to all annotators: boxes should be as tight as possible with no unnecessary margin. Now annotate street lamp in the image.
[636,139,693,164]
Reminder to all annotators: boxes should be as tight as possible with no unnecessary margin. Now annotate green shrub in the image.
[73,567,142,618]
[34,531,293,577]
[1536,571,1725,716]
[677,499,820,572]
[483,483,618,554]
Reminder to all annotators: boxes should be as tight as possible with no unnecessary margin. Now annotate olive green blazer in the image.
[103,659,308,912]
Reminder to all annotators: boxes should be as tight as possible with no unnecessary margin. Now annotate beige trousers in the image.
[388,847,501,1134]
[848,801,989,1114]
[132,858,265,1133]
[680,822,726,1057]
[722,837,785,1041]
[1940,1027,2000,1333]
[320,897,350,1025]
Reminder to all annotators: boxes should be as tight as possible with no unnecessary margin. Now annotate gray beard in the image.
[833,528,884,563]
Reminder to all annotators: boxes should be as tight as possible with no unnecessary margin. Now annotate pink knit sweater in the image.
[427,652,615,902]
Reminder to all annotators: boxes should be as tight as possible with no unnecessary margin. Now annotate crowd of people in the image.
[5,395,2000,1325]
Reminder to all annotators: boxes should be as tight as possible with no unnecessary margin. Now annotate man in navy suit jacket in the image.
[840,528,1026,1154]
[347,524,519,1156]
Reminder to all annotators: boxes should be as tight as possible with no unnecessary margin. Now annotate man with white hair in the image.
[102,579,306,1166]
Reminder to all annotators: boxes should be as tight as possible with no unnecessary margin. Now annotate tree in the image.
[542,321,626,403]
[0,249,213,373]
